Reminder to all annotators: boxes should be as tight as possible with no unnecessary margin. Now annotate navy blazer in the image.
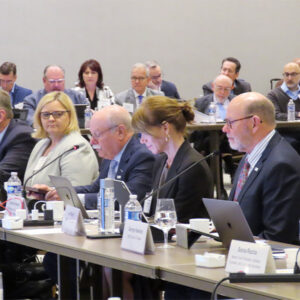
[0,119,36,200]
[161,80,180,99]
[11,84,32,107]
[202,78,251,96]
[229,132,300,244]
[146,140,213,223]
[75,135,155,209]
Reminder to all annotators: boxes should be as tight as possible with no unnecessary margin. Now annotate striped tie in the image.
[233,159,250,202]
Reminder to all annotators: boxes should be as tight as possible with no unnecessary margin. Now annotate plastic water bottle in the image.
[287,99,295,121]
[98,178,115,233]
[7,172,22,198]
[124,194,142,222]
[84,102,93,128]
[208,102,217,123]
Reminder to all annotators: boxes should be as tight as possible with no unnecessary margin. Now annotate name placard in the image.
[121,220,155,254]
[226,240,275,274]
[62,205,86,236]
[123,103,134,114]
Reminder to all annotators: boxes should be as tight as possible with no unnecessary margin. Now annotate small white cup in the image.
[46,201,64,221]
[15,209,27,220]
[189,218,210,233]
[284,248,300,269]
[31,209,39,220]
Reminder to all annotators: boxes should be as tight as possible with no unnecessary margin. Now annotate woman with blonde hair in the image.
[24,91,98,188]
[132,95,213,223]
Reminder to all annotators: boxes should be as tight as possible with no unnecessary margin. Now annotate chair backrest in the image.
[13,108,28,121]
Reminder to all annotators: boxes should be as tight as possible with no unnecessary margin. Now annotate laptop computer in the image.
[202,198,255,248]
[74,104,87,129]
[49,175,90,219]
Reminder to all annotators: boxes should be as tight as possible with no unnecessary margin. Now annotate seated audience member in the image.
[41,105,155,209]
[145,60,180,99]
[24,91,98,191]
[267,62,300,153]
[72,59,115,110]
[202,57,251,97]
[23,65,88,125]
[0,62,32,107]
[0,90,36,200]
[275,57,300,88]
[115,63,163,113]
[224,92,300,244]
[132,95,213,223]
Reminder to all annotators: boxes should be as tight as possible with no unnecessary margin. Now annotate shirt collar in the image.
[281,82,300,100]
[112,138,130,164]
[133,89,147,98]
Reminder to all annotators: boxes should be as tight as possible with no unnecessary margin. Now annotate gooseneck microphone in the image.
[140,150,219,206]
[22,145,80,200]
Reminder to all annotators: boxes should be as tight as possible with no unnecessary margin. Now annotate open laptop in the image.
[49,175,90,219]
[202,198,255,248]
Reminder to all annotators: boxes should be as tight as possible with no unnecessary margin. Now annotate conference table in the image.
[1,224,300,300]
[186,120,300,198]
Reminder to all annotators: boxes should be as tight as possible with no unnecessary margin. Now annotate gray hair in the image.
[0,90,13,119]
[43,65,65,77]
[131,63,149,77]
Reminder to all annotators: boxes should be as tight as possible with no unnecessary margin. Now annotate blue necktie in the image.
[138,95,143,104]
[108,160,118,179]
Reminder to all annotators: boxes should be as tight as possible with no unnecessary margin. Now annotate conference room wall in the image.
[1,0,299,100]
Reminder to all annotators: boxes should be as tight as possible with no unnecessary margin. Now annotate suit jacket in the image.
[23,88,88,125]
[194,93,234,114]
[161,80,180,99]
[115,88,163,113]
[11,84,32,107]
[229,132,300,244]
[75,135,155,209]
[202,78,251,96]
[24,131,99,188]
[0,119,36,200]
[147,140,213,223]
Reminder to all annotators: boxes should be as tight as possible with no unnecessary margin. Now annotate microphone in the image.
[22,145,80,200]
[140,150,219,207]
[229,272,300,283]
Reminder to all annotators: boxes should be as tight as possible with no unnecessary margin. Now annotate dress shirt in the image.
[247,129,276,175]
[213,95,230,120]
[133,90,147,108]
[281,82,300,100]
[0,124,9,144]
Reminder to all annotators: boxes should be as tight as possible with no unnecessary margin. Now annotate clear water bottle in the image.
[7,172,22,198]
[287,99,296,121]
[124,194,142,222]
[208,102,217,123]
[84,102,93,128]
[98,178,115,233]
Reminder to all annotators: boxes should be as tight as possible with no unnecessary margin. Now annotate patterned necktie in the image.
[108,160,118,179]
[233,159,250,202]
[138,95,143,104]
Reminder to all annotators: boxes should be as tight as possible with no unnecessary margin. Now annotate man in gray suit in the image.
[115,63,163,113]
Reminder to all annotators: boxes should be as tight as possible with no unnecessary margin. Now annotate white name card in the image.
[226,240,276,274]
[123,103,134,113]
[62,205,86,236]
[121,220,155,254]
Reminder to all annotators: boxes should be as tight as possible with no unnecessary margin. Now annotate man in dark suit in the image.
[223,92,300,244]
[0,62,32,107]
[202,57,251,97]
[145,60,180,99]
[44,105,155,209]
[0,90,36,200]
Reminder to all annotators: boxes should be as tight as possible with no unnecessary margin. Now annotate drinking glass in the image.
[154,198,177,248]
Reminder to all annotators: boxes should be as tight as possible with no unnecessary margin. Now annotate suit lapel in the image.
[125,89,137,111]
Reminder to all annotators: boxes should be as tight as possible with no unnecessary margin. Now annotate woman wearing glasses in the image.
[24,91,99,188]
[73,59,114,110]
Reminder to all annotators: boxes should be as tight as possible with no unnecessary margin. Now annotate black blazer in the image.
[147,140,213,223]
[229,132,300,244]
[161,80,180,99]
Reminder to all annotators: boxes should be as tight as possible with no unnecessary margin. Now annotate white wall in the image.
[1,0,300,99]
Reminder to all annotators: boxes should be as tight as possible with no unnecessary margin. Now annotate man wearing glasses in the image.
[23,65,88,125]
[202,57,251,97]
[267,62,300,154]
[115,63,163,113]
[0,62,32,107]
[223,92,300,244]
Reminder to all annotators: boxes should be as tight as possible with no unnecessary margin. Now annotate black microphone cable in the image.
[211,276,230,300]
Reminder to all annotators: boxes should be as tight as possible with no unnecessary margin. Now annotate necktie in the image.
[233,159,250,202]
[108,160,118,179]
[138,95,143,104]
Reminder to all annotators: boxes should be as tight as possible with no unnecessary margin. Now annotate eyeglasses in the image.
[131,76,147,82]
[224,115,253,129]
[47,78,65,84]
[92,125,118,139]
[282,72,300,78]
[215,85,232,92]
[40,111,69,119]
[150,74,162,80]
